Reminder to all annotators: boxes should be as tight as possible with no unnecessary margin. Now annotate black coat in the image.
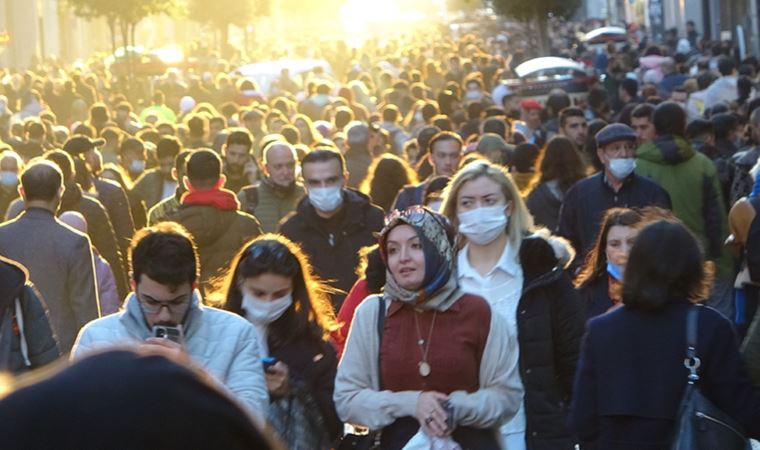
[93,177,135,265]
[578,276,615,321]
[62,183,129,300]
[279,189,385,309]
[269,335,341,443]
[558,173,671,268]
[517,236,586,450]
[526,183,562,231]
[570,302,760,449]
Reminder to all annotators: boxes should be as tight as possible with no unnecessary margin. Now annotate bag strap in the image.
[684,305,701,383]
[14,297,31,368]
[377,296,386,389]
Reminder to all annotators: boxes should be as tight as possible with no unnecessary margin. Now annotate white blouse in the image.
[458,241,526,445]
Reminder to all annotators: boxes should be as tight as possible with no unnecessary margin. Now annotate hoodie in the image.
[168,190,262,289]
[636,135,733,278]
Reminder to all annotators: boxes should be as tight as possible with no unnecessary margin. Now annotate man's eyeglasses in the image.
[138,293,191,315]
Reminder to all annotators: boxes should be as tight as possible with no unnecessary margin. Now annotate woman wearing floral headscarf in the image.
[334,206,521,449]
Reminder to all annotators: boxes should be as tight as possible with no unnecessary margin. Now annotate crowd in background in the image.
[0,16,759,450]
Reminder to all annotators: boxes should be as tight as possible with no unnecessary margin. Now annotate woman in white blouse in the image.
[440,160,585,450]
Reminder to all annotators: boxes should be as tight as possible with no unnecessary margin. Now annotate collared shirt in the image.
[458,241,526,440]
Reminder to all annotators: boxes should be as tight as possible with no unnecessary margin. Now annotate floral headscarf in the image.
[378,206,462,311]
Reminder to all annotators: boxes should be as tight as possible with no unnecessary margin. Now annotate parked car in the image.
[107,46,197,78]
[499,56,597,104]
[233,59,332,96]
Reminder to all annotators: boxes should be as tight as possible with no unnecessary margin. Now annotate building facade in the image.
[579,0,760,58]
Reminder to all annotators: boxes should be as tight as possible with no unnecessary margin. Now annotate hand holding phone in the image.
[151,325,183,344]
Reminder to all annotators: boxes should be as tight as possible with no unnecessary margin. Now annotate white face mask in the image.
[457,205,509,246]
[0,171,17,186]
[308,186,343,213]
[130,159,146,174]
[608,158,636,180]
[242,292,293,326]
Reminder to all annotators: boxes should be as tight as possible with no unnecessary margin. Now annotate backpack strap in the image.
[684,305,701,383]
[243,186,259,213]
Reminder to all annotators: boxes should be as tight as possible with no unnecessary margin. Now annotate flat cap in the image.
[595,123,637,148]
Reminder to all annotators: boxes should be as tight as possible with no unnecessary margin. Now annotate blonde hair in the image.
[440,160,534,249]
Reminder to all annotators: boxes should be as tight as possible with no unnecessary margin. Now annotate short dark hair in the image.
[157,136,182,161]
[27,121,45,139]
[512,143,540,172]
[623,220,710,311]
[225,128,253,151]
[559,107,585,128]
[120,137,144,157]
[428,131,464,155]
[686,119,714,140]
[653,101,687,136]
[711,113,739,140]
[45,150,75,181]
[482,117,507,139]
[186,149,221,188]
[382,105,400,123]
[301,148,345,173]
[209,116,226,129]
[718,56,736,76]
[174,150,193,173]
[620,78,638,98]
[130,222,199,288]
[631,103,655,120]
[20,160,62,202]
[417,125,442,155]
[187,115,206,137]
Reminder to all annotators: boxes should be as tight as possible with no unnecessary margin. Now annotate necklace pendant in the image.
[418,361,431,377]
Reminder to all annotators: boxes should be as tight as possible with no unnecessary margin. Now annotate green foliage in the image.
[186,0,257,28]
[68,0,180,25]
[490,0,581,22]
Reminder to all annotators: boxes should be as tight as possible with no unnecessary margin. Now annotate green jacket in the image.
[636,135,734,278]
[237,180,305,233]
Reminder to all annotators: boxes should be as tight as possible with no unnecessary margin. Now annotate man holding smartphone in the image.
[71,222,269,421]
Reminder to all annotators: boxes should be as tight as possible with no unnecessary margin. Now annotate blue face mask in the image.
[607,261,624,281]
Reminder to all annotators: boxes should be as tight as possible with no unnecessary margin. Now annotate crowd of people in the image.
[1,16,760,450]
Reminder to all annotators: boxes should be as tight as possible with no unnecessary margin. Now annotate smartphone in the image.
[152,325,183,344]
[262,356,278,371]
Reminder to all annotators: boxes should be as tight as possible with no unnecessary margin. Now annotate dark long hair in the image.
[361,154,418,212]
[575,208,643,288]
[533,136,588,194]
[221,234,337,350]
[622,219,713,311]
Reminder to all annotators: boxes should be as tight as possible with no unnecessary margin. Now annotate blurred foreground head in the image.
[0,349,280,449]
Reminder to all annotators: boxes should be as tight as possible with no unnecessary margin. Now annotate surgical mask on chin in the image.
[607,261,624,281]
[0,171,17,186]
[242,292,293,326]
[308,186,343,213]
[457,206,508,246]
[608,157,636,179]
[130,159,146,174]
